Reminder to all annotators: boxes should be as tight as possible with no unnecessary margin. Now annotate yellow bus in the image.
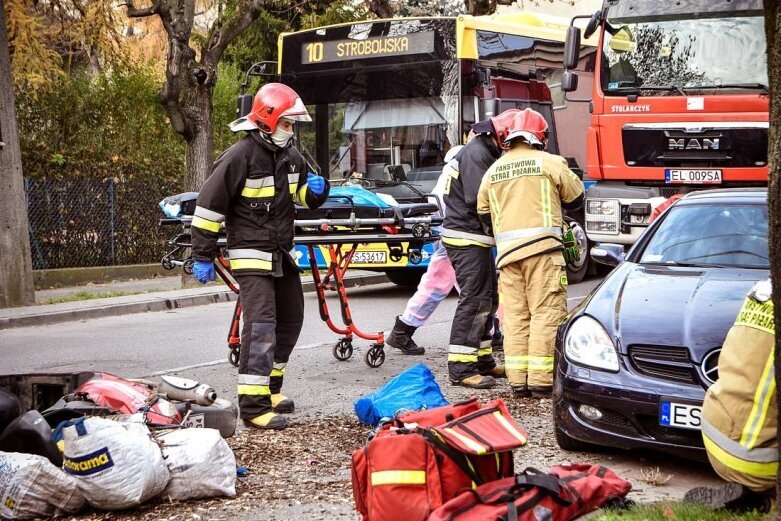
[279,12,597,284]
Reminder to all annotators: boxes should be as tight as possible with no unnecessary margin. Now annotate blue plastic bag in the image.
[354,364,449,426]
[328,185,391,208]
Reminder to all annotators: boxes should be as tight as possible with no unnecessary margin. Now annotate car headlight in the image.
[564,315,619,372]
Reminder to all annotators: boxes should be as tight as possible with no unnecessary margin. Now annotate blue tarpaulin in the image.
[354,363,449,426]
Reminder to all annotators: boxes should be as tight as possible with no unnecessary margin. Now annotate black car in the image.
[554,188,770,460]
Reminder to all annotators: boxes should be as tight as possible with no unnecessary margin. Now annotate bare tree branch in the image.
[203,0,269,66]
[124,0,161,18]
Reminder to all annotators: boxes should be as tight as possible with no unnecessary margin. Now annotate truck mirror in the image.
[480,98,497,119]
[562,70,579,93]
[584,10,602,40]
[564,26,581,70]
[236,94,253,118]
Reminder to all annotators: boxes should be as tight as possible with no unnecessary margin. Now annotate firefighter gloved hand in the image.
[193,260,215,284]
[307,172,325,196]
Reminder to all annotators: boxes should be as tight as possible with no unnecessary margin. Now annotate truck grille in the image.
[628,345,696,384]
[622,126,767,168]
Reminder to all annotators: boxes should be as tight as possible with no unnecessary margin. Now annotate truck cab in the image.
[563,0,768,246]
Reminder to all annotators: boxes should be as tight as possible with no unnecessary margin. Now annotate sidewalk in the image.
[1,271,389,330]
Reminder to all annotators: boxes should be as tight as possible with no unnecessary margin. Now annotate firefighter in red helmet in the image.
[478,108,584,398]
[190,83,330,429]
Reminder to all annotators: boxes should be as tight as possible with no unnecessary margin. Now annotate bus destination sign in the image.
[301,31,435,65]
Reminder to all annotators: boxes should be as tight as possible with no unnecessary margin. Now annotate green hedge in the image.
[15,63,245,183]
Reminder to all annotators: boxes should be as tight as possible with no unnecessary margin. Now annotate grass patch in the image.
[594,502,769,521]
[41,290,141,304]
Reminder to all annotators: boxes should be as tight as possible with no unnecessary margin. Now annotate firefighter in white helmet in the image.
[477,108,584,398]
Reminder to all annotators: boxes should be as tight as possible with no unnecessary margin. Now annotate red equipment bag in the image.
[428,463,632,521]
[352,398,528,521]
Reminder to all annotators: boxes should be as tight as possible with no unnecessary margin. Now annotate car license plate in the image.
[659,400,702,430]
[353,251,387,264]
[664,169,722,184]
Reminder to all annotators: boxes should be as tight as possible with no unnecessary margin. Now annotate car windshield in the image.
[602,15,767,95]
[640,203,769,268]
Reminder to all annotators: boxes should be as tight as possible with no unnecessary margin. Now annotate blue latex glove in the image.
[193,260,215,284]
[307,172,325,196]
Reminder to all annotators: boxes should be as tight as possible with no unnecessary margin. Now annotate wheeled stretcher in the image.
[160,192,442,368]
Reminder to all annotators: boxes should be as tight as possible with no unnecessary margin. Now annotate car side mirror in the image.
[590,243,625,267]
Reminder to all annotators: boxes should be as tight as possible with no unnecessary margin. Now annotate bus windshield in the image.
[601,15,767,95]
[280,18,459,186]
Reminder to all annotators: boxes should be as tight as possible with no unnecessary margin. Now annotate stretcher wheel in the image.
[228,344,240,367]
[161,257,176,270]
[183,258,195,275]
[411,223,428,239]
[333,338,353,361]
[364,344,385,368]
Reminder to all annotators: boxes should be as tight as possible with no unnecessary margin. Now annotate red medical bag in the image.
[351,398,528,521]
[428,463,632,521]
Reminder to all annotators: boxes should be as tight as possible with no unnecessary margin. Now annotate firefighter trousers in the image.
[445,245,498,382]
[500,252,567,389]
[235,258,304,419]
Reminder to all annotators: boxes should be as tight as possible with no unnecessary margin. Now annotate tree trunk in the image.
[765,1,781,513]
[183,87,215,192]
[0,0,35,308]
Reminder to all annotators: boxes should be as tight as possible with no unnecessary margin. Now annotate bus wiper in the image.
[685,83,769,93]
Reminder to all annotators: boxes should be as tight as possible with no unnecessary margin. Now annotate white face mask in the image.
[270,127,294,148]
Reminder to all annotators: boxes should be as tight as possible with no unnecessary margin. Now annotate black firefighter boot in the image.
[386,317,425,355]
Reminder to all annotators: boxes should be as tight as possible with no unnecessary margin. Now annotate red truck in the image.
[561,0,768,247]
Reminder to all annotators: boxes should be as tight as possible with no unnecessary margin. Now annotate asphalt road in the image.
[0,274,722,513]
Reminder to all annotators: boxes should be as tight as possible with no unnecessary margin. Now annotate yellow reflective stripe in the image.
[191,215,221,233]
[541,178,552,228]
[442,237,492,248]
[488,188,501,229]
[230,258,273,271]
[529,356,554,372]
[296,184,309,208]
[289,182,298,194]
[237,384,270,396]
[735,298,775,335]
[241,186,275,198]
[506,355,529,370]
[703,433,778,477]
[448,353,478,363]
[444,427,486,454]
[493,411,528,444]
[270,368,285,377]
[370,470,426,486]
[477,347,493,357]
[740,350,776,449]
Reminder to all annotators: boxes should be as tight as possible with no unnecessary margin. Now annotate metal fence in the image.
[26,179,180,270]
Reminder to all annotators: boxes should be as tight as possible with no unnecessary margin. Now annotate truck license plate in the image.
[659,400,702,430]
[665,169,722,184]
[353,251,387,264]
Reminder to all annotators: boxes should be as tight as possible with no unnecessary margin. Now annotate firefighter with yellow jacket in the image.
[477,109,583,398]
[684,279,775,511]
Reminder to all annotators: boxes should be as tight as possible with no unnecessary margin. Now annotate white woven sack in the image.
[0,452,85,519]
[158,428,236,501]
[62,417,170,510]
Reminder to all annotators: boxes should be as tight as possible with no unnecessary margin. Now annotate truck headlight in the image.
[586,199,620,235]
[564,315,619,372]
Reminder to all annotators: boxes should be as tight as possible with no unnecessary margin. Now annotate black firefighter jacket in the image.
[441,134,501,248]
[191,132,329,276]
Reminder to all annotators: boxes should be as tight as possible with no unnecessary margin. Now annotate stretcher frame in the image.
[160,202,442,368]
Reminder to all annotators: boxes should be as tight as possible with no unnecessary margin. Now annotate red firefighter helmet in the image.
[230,83,311,133]
[500,108,549,149]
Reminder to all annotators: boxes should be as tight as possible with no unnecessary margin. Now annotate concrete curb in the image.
[1,273,389,330]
